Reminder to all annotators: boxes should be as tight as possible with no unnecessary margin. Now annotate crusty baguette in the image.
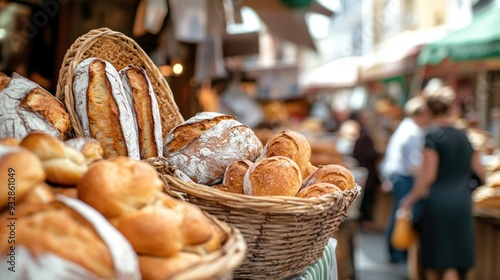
[119,66,163,159]
[72,58,140,159]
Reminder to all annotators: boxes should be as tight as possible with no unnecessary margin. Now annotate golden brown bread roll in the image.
[73,58,140,159]
[296,182,341,199]
[0,137,21,147]
[473,185,500,209]
[0,145,46,208]
[259,130,312,179]
[77,156,164,218]
[52,187,79,199]
[65,137,104,165]
[301,164,355,191]
[19,183,56,205]
[165,112,263,185]
[243,156,302,196]
[138,253,201,280]
[222,159,253,194]
[20,132,88,186]
[119,65,163,159]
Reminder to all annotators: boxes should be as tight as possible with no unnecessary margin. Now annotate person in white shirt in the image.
[380,95,430,263]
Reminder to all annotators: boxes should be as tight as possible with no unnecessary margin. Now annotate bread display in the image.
[20,132,88,186]
[301,164,356,191]
[473,185,500,209]
[119,65,163,159]
[0,73,71,140]
[296,182,341,199]
[165,112,263,185]
[65,137,104,164]
[258,129,312,179]
[222,159,253,194]
[243,156,302,196]
[0,144,46,208]
[72,58,140,159]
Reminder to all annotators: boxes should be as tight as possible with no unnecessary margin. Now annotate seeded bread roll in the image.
[119,66,163,159]
[72,58,140,159]
[243,156,302,196]
[165,112,263,185]
[0,145,46,208]
[222,159,253,194]
[258,130,311,179]
[20,132,88,186]
[296,182,341,199]
[301,164,355,191]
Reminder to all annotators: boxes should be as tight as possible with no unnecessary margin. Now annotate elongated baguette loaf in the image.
[72,58,140,159]
[119,65,163,159]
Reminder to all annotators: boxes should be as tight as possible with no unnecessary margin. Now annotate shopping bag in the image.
[391,208,415,250]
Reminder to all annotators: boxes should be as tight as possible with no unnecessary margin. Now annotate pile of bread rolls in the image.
[0,132,227,279]
[473,157,500,211]
[163,114,356,199]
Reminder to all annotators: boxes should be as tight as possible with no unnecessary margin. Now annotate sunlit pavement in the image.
[354,230,409,280]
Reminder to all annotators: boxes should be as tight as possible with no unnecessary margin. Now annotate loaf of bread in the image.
[473,185,500,209]
[73,58,140,159]
[65,137,104,164]
[296,182,341,199]
[20,132,88,186]
[0,137,21,146]
[243,156,302,196]
[301,164,355,191]
[19,182,56,205]
[0,195,141,280]
[0,144,46,208]
[165,112,263,185]
[0,73,71,140]
[119,65,163,159]
[222,159,253,194]
[258,130,312,179]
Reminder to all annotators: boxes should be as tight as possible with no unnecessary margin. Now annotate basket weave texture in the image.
[148,157,362,280]
[55,27,184,138]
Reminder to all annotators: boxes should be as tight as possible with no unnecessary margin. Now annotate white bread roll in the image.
[243,156,302,196]
[72,58,140,159]
[0,73,70,140]
[119,65,163,159]
[165,112,263,185]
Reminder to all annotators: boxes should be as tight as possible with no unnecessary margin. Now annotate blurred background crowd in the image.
[2,0,500,279]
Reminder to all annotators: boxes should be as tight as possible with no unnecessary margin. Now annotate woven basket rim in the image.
[55,27,184,138]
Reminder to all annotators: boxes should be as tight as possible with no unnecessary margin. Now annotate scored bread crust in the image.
[72,58,140,159]
[119,66,163,159]
[301,164,355,191]
[167,116,263,185]
[243,156,302,196]
[296,182,341,199]
[222,159,253,194]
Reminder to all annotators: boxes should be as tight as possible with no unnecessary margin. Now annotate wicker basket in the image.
[148,157,362,280]
[55,27,184,138]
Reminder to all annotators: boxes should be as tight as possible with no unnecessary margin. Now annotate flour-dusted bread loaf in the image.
[119,65,163,159]
[0,195,141,280]
[72,58,140,159]
[165,112,263,185]
[243,156,302,196]
[0,73,71,140]
[301,164,355,191]
[258,130,312,180]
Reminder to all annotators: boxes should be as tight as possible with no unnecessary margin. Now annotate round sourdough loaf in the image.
[243,156,302,196]
[165,112,263,185]
[258,130,311,179]
[222,159,253,194]
[301,164,355,191]
[296,182,341,199]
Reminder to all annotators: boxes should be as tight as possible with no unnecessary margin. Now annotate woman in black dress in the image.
[400,86,485,280]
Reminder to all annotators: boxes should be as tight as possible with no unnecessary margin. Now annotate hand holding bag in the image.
[391,208,415,250]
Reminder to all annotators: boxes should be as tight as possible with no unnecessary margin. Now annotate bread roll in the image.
[65,137,104,164]
[0,73,69,140]
[473,185,500,209]
[20,132,88,186]
[301,164,355,191]
[0,137,21,147]
[0,145,46,208]
[165,112,263,185]
[259,130,311,179]
[303,162,318,179]
[243,156,302,196]
[73,58,140,159]
[77,156,164,218]
[119,65,163,159]
[139,253,201,280]
[296,182,341,199]
[222,159,253,194]
[19,183,56,205]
